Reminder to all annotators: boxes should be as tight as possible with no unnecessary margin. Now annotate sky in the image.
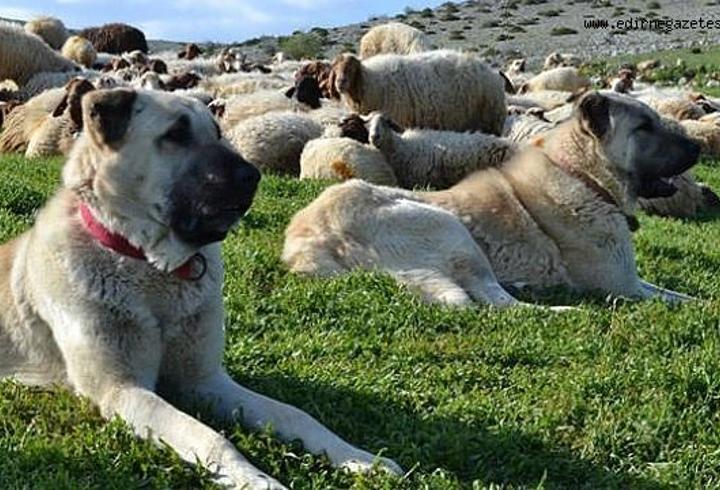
[2,0,448,43]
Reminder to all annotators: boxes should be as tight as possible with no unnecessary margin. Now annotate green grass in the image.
[581,45,720,96]
[1,154,720,489]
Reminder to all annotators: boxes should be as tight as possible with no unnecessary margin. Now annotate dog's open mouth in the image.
[638,176,679,199]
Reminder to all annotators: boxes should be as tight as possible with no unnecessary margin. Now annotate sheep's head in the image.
[103,57,130,72]
[179,43,203,60]
[140,72,165,91]
[289,76,323,109]
[506,58,526,74]
[125,50,149,67]
[545,52,562,67]
[147,58,168,74]
[332,54,362,101]
[295,61,338,99]
[338,114,369,144]
[208,99,226,119]
[368,113,402,152]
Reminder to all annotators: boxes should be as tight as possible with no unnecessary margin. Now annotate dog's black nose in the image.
[170,144,261,247]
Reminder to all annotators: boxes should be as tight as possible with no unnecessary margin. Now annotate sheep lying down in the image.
[300,113,518,190]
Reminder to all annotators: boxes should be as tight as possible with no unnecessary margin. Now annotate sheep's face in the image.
[506,58,526,74]
[332,54,362,100]
[368,113,402,152]
[577,92,700,199]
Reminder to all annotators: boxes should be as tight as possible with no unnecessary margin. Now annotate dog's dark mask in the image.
[578,92,702,200]
[633,131,700,199]
[169,145,260,247]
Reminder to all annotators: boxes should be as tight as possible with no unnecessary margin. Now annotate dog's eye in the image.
[162,116,191,144]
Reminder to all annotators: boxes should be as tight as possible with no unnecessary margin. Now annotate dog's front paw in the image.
[339,452,403,476]
[214,469,287,490]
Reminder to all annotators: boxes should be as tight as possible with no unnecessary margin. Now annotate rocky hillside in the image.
[6,0,720,69]
[223,0,720,69]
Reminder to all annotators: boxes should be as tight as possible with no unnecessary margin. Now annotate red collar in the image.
[78,202,206,280]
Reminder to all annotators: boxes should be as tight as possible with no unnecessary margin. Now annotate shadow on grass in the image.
[232,373,663,489]
[1,372,667,489]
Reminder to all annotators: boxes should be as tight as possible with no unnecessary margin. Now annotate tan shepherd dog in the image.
[0,88,400,489]
[283,92,700,307]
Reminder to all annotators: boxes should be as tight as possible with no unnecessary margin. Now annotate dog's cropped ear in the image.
[577,92,610,138]
[83,89,137,149]
[52,95,69,118]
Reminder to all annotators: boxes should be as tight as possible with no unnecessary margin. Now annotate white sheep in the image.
[543,52,582,70]
[0,87,65,153]
[502,112,556,142]
[368,113,518,189]
[0,25,78,86]
[222,90,309,130]
[307,102,351,131]
[199,72,291,98]
[159,54,224,77]
[638,95,705,120]
[332,50,506,134]
[680,119,720,158]
[519,67,590,94]
[226,111,323,175]
[507,91,572,111]
[61,36,97,69]
[21,69,105,98]
[300,137,397,185]
[24,16,69,50]
[359,22,431,59]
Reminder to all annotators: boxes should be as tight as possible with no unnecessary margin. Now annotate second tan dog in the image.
[283,92,700,307]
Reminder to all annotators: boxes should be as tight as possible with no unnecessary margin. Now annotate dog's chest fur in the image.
[65,247,222,335]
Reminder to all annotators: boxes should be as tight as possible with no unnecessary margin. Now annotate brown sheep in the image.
[147,59,168,74]
[164,72,202,92]
[610,69,635,93]
[79,23,148,54]
[178,43,203,60]
[337,114,370,143]
[102,57,131,72]
[295,60,338,99]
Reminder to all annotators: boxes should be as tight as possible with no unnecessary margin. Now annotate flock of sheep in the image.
[1,17,720,220]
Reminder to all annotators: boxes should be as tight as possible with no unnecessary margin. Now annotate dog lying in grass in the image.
[0,88,401,489]
[283,92,700,307]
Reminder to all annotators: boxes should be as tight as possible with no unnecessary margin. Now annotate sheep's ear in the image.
[498,71,515,94]
[577,92,610,138]
[83,88,137,149]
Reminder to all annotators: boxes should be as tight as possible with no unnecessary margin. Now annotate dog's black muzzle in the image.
[169,144,260,247]
[637,136,701,199]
